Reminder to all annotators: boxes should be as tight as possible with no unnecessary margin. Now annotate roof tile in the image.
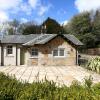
[1,34,83,46]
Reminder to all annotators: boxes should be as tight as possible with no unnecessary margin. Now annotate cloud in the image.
[61,20,68,26]
[0,0,22,22]
[28,0,39,9]
[0,13,8,23]
[0,0,52,23]
[63,20,68,25]
[21,18,28,23]
[29,0,52,16]
[0,0,22,10]
[38,4,51,16]
[0,11,9,22]
[20,3,32,15]
[75,0,100,12]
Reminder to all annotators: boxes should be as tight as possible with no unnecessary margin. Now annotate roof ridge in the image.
[36,34,56,44]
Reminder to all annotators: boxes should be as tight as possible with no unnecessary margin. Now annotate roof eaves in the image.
[63,34,83,46]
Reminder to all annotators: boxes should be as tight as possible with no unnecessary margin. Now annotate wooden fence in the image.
[87,48,100,55]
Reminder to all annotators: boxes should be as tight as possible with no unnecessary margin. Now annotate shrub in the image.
[0,72,26,100]
[0,72,100,100]
[86,57,100,73]
[84,76,93,89]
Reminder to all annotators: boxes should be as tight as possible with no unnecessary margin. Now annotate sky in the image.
[0,0,100,24]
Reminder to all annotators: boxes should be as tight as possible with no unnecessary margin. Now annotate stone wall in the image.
[26,36,76,66]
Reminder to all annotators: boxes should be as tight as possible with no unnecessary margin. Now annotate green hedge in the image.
[0,72,100,100]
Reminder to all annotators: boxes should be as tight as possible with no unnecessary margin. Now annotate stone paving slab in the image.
[0,65,100,86]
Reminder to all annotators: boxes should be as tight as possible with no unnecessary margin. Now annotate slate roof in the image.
[64,34,83,46]
[0,34,83,46]
[1,34,39,43]
[23,34,57,46]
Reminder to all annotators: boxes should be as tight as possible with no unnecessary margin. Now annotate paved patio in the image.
[0,65,100,86]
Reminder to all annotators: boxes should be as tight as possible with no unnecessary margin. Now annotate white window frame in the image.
[31,48,38,58]
[52,48,65,58]
[6,45,13,55]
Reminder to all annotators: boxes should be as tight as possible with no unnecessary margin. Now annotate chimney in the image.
[41,25,43,34]
[44,24,47,34]
[41,24,47,34]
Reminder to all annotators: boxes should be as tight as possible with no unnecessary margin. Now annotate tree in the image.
[0,19,20,35]
[8,19,20,35]
[92,10,100,47]
[21,23,41,35]
[0,22,10,35]
[64,11,99,48]
[67,12,91,35]
[80,33,97,48]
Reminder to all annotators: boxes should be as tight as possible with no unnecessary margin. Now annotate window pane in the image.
[31,49,38,56]
[7,46,13,54]
[59,49,64,56]
[53,50,58,56]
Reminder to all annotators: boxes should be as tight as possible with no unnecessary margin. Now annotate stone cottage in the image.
[0,34,83,66]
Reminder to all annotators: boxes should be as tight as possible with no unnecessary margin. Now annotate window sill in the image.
[53,56,66,58]
[6,54,14,57]
[29,56,38,59]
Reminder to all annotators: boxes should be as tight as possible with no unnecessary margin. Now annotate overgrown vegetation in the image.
[86,57,100,74]
[0,72,100,100]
